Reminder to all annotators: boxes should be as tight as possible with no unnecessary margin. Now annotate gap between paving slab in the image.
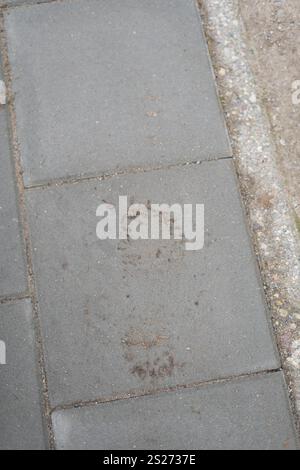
[0,0,55,7]
[0,11,55,449]
[0,85,27,297]
[23,157,232,191]
[199,0,300,434]
[50,369,282,414]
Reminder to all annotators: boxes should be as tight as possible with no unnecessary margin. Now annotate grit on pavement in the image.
[0,0,298,450]
[200,0,300,427]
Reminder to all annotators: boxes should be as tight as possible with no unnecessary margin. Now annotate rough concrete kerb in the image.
[199,0,300,432]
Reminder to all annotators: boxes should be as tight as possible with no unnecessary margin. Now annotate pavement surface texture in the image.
[0,0,298,450]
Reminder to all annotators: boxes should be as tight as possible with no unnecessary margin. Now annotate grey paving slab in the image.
[26,160,278,406]
[52,372,298,450]
[4,0,231,186]
[0,299,46,449]
[0,105,27,297]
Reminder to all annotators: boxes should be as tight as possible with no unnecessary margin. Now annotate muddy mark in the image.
[116,198,186,268]
[119,240,184,268]
[121,328,185,381]
[84,304,89,318]
[122,329,169,350]
[130,352,183,380]
[128,211,141,221]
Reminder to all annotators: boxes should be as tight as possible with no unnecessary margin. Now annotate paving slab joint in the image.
[0,0,61,11]
[51,368,283,414]
[0,292,30,305]
[24,155,233,191]
[0,12,55,449]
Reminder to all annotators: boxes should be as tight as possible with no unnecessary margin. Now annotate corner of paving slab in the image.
[199,0,300,433]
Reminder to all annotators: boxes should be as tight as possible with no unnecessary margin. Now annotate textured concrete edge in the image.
[199,0,300,432]
[0,0,58,9]
[0,12,54,448]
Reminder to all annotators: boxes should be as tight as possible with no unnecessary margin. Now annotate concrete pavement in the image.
[0,0,298,450]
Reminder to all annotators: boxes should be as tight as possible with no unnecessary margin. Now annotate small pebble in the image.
[279,309,288,318]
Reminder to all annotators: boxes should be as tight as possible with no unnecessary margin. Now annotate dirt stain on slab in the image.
[121,329,185,382]
[122,329,169,350]
[131,353,177,380]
